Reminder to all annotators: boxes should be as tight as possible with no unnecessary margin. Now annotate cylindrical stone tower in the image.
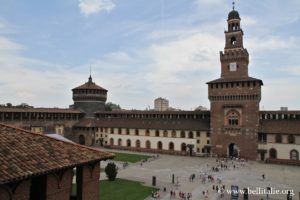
[72,76,107,118]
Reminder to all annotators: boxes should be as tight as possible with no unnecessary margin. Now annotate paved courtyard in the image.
[101,150,300,200]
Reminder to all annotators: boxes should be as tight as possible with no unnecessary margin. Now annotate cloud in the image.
[261,78,300,110]
[195,0,226,7]
[78,0,115,16]
[0,37,23,52]
[279,66,300,76]
[246,36,299,53]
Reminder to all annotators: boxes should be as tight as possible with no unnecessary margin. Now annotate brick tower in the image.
[207,5,263,160]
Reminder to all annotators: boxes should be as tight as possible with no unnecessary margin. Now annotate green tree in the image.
[6,103,12,107]
[105,162,118,181]
[105,102,121,111]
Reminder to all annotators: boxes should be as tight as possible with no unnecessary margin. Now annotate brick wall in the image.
[46,169,73,200]
[208,82,261,160]
[77,162,100,200]
[0,180,31,200]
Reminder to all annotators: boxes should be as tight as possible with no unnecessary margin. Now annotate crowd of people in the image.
[165,156,248,200]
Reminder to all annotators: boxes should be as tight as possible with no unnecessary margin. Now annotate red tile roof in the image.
[74,118,210,131]
[206,76,263,85]
[259,120,300,135]
[72,81,107,91]
[95,110,210,114]
[0,107,82,113]
[0,123,113,184]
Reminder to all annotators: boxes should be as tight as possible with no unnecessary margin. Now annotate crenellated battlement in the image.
[220,48,249,63]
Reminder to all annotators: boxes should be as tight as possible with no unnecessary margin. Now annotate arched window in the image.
[269,148,277,159]
[231,36,237,46]
[169,142,174,151]
[136,140,141,148]
[118,138,122,146]
[275,135,282,143]
[79,135,85,145]
[126,128,130,135]
[290,150,299,160]
[146,140,151,149]
[127,139,131,147]
[181,143,187,151]
[180,131,185,138]
[171,130,176,138]
[157,141,163,150]
[155,130,160,137]
[288,135,295,144]
[163,130,168,137]
[145,129,150,136]
[110,138,114,146]
[188,131,193,139]
[227,110,240,126]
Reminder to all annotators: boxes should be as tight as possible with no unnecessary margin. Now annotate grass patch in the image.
[101,179,158,200]
[112,152,152,163]
[72,179,158,200]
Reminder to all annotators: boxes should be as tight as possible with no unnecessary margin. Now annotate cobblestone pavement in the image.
[100,150,300,200]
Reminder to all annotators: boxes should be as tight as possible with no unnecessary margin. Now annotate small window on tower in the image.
[231,37,237,46]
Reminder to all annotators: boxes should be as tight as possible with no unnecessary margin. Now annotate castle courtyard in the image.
[101,150,300,200]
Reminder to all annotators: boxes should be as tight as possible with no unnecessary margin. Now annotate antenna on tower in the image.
[232,0,235,10]
[88,64,92,83]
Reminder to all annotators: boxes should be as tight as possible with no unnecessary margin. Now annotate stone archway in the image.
[118,138,122,146]
[136,140,141,148]
[146,140,151,149]
[79,135,85,145]
[109,138,114,146]
[157,141,163,150]
[228,143,239,157]
[127,139,131,147]
[169,142,174,151]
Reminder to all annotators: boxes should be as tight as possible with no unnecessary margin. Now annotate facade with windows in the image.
[154,97,169,111]
[0,6,299,165]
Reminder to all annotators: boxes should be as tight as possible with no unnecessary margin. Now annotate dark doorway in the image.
[30,175,47,200]
[228,143,239,157]
[127,139,131,147]
[269,148,277,159]
[187,144,194,156]
[79,135,85,145]
[157,141,163,150]
[169,142,174,151]
[181,143,187,151]
[260,152,265,161]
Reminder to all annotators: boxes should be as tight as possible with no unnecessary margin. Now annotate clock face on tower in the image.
[229,62,237,71]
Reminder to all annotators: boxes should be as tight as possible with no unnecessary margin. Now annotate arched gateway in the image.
[79,135,85,145]
[228,143,239,157]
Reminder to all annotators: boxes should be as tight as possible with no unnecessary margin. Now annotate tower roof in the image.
[228,10,240,20]
[72,76,107,91]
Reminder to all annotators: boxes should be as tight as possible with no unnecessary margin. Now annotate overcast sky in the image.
[0,0,299,110]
